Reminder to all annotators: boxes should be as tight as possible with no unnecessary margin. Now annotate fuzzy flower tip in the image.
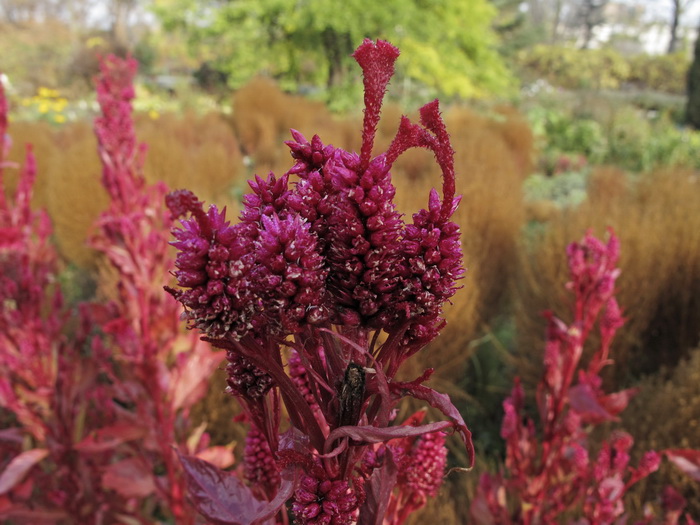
[291,467,360,525]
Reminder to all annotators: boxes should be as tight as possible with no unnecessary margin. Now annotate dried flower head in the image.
[225,351,273,400]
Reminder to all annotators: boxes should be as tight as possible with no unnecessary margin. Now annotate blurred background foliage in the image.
[2,0,700,521]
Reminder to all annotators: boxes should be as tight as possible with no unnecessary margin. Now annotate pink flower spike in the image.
[244,423,281,498]
[0,78,7,210]
[165,189,204,221]
[401,431,447,501]
[353,39,400,172]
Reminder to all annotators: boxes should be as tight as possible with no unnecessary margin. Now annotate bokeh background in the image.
[2,0,700,521]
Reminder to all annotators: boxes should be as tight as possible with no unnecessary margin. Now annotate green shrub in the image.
[629,52,691,95]
[519,45,689,95]
[518,45,630,90]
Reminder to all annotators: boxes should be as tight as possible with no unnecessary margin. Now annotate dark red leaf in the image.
[390,382,474,467]
[568,383,617,423]
[358,447,398,525]
[325,421,452,455]
[0,428,23,444]
[177,451,293,525]
[0,507,67,523]
[74,422,146,453]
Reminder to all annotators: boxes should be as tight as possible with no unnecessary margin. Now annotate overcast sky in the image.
[620,0,700,27]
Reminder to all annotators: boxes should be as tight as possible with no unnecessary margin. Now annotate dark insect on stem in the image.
[337,363,366,427]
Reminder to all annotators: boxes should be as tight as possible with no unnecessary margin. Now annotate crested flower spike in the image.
[168,39,471,524]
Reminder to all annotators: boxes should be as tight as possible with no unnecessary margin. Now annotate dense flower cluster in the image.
[225,351,273,400]
[168,39,469,525]
[168,43,463,352]
[244,423,280,499]
[291,466,361,525]
[398,431,447,503]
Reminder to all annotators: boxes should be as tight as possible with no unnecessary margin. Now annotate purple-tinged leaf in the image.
[568,383,617,422]
[391,381,474,467]
[0,428,23,444]
[178,451,294,525]
[102,458,156,498]
[665,449,700,481]
[74,422,146,453]
[358,447,397,525]
[325,421,452,455]
[0,449,48,495]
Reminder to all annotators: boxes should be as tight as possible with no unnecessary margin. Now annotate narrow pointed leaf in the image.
[665,449,700,481]
[0,449,48,495]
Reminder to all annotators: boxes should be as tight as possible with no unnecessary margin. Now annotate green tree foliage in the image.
[151,0,515,101]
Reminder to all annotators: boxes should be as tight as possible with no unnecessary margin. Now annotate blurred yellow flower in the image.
[86,36,106,49]
[38,87,60,98]
[38,103,50,114]
[148,109,160,120]
[53,114,66,123]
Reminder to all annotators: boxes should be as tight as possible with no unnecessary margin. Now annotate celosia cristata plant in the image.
[469,230,698,524]
[167,39,473,524]
[0,58,227,523]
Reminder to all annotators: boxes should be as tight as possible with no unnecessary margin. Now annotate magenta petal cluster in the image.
[168,39,472,525]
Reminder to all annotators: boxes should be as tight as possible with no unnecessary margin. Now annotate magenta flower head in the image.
[291,465,361,525]
[168,39,473,525]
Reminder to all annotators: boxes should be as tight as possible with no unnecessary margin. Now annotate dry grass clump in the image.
[514,167,700,388]
[233,76,347,174]
[3,120,56,210]
[12,113,245,268]
[188,365,247,452]
[44,121,107,267]
[135,111,245,203]
[622,347,700,516]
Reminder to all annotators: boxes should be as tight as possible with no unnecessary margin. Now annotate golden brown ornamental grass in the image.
[514,167,700,389]
[3,120,56,210]
[10,113,245,268]
[623,347,700,516]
